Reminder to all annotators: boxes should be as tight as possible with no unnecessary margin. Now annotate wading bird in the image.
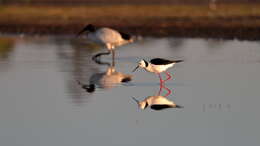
[77,24,134,59]
[133,58,183,85]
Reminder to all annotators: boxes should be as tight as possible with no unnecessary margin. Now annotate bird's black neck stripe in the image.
[84,24,96,32]
[144,102,149,109]
[143,60,149,67]
[119,31,131,40]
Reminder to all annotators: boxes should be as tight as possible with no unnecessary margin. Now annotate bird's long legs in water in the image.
[162,85,172,97]
[163,71,172,82]
[157,83,172,97]
[157,73,172,97]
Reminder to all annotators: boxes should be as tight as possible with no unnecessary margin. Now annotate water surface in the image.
[0,36,260,146]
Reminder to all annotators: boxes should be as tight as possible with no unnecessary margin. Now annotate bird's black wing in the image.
[150,58,183,65]
[119,31,131,40]
[150,58,174,65]
[150,104,174,110]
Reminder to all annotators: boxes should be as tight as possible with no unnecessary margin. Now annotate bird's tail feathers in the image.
[175,105,184,108]
[173,60,184,63]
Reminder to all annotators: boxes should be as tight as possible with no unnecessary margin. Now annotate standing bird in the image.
[132,58,183,85]
[77,24,134,59]
[132,96,182,110]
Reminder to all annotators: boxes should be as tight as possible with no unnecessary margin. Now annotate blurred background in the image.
[1,0,260,4]
[0,0,260,39]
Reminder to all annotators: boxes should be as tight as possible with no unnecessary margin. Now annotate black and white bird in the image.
[132,96,182,110]
[77,24,134,58]
[133,58,183,84]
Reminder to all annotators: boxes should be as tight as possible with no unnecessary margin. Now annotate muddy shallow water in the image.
[0,35,260,146]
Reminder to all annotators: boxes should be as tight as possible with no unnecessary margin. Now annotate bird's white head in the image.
[138,59,148,68]
[132,97,148,110]
[138,101,149,110]
[132,59,148,72]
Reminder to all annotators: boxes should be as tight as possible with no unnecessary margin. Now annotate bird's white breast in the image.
[146,96,176,106]
[151,63,174,73]
[96,28,124,44]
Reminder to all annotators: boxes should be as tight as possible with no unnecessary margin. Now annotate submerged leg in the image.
[158,73,164,85]
[158,74,163,95]
[157,84,163,95]
[112,50,115,67]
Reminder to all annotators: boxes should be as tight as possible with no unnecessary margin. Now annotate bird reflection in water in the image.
[78,52,132,93]
[132,84,183,111]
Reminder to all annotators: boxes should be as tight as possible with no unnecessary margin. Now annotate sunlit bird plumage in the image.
[90,67,132,89]
[78,67,132,93]
[133,58,183,84]
[77,24,134,51]
[132,96,182,110]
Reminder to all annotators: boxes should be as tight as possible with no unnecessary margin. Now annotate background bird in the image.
[77,24,134,59]
[133,58,183,85]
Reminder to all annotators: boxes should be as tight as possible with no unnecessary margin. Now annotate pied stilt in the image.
[132,58,183,85]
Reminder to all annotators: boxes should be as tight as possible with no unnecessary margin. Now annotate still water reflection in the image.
[133,95,182,110]
[0,36,260,146]
[133,84,182,110]
[78,55,132,93]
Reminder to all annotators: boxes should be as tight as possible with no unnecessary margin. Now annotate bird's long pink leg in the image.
[163,71,172,82]
[162,85,172,97]
[163,72,172,96]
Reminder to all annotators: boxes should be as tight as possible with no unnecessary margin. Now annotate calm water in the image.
[1,36,260,146]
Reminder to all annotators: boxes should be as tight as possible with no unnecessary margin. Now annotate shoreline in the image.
[1,24,260,41]
[1,4,260,40]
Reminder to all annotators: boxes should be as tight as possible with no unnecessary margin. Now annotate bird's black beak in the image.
[132,66,139,72]
[132,97,139,104]
[76,28,87,37]
[77,24,95,37]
